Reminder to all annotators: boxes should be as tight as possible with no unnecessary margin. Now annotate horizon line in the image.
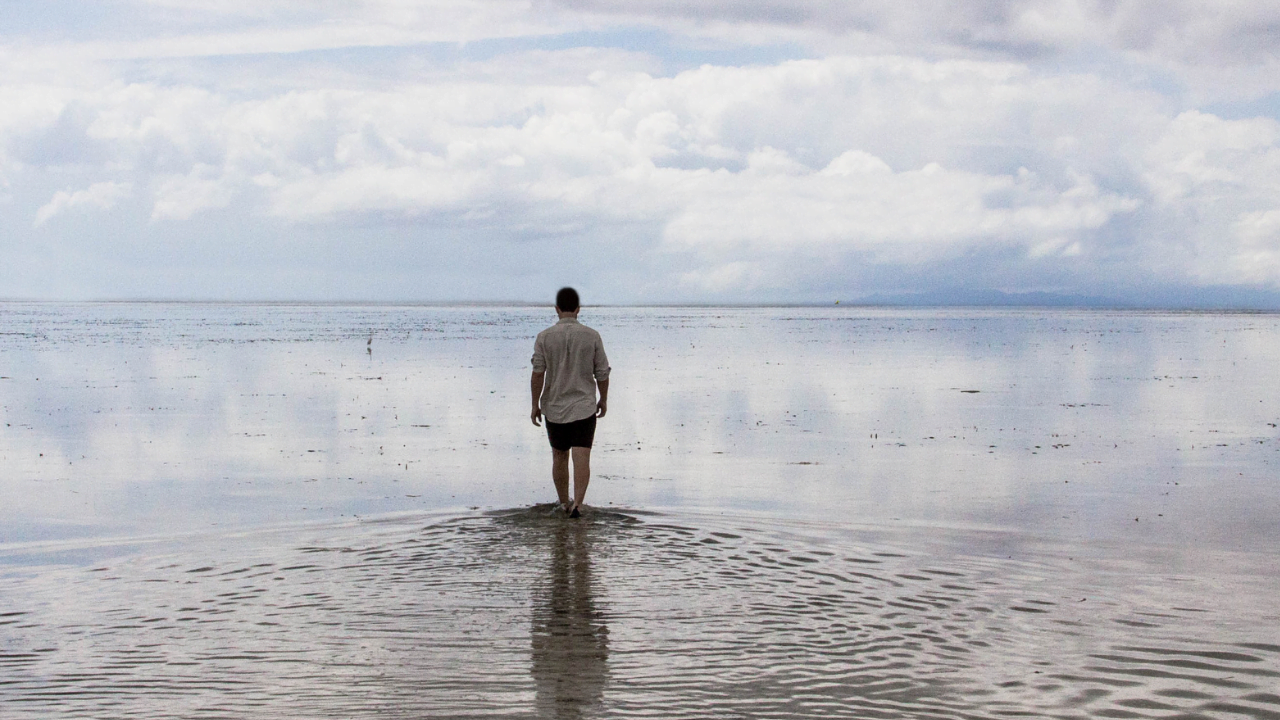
[2,297,1280,312]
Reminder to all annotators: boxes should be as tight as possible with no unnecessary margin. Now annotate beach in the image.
[2,303,1279,718]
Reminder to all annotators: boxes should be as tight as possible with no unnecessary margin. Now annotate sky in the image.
[2,1,1280,306]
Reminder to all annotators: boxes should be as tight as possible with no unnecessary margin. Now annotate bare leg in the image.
[571,446,591,509]
[551,449,570,508]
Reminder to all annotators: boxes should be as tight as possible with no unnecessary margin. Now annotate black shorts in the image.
[546,414,597,451]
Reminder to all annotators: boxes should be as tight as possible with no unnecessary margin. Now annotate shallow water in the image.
[4,508,1279,719]
[2,303,1280,717]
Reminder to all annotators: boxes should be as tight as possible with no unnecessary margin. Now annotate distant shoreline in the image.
[2,298,1280,312]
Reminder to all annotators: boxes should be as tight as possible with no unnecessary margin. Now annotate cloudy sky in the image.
[3,1,1279,304]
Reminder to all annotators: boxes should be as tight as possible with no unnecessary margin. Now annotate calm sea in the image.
[2,303,1278,718]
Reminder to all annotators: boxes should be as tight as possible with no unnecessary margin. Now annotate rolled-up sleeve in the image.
[531,334,547,373]
[593,335,610,382]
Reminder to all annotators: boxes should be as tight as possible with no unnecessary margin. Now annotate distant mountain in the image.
[853,286,1280,310]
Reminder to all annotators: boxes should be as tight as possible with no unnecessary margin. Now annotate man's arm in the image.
[530,371,545,426]
[595,378,609,418]
[593,333,610,419]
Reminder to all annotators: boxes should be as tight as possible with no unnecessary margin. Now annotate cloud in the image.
[2,2,1280,302]
[544,1,1280,64]
[151,166,236,220]
[1232,209,1280,283]
[34,181,133,225]
[660,155,1139,262]
[2,0,582,66]
[12,1,1278,86]
[1140,110,1280,285]
[4,54,1272,287]
[532,1,1280,104]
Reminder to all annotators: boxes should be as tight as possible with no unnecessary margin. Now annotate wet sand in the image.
[2,304,1279,717]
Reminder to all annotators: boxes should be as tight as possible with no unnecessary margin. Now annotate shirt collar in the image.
[557,316,580,324]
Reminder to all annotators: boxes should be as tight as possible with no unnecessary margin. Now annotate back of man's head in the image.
[556,287,580,313]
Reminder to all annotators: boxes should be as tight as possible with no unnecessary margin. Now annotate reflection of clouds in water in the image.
[3,310,1280,718]
[530,518,609,719]
[2,508,1278,718]
[0,304,553,535]
[3,304,1280,549]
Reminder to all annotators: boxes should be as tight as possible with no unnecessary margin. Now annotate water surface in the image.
[2,304,1279,717]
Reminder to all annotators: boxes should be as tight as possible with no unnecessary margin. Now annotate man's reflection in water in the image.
[530,519,609,718]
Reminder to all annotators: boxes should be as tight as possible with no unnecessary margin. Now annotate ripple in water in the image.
[2,508,1278,719]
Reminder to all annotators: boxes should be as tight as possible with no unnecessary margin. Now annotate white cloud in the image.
[1141,110,1280,285]
[3,2,1280,301]
[11,1,1277,89]
[679,260,770,293]
[659,155,1139,265]
[34,181,133,225]
[1143,111,1280,205]
[525,1,1280,104]
[151,165,235,220]
[821,150,892,176]
[544,1,1280,66]
[1232,210,1280,283]
[3,0,582,67]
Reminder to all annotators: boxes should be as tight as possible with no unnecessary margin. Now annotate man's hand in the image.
[596,378,609,418]
[530,371,545,426]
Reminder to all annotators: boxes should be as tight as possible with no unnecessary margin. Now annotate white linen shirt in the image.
[531,317,610,424]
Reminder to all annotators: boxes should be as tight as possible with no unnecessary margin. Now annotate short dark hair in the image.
[556,287,580,312]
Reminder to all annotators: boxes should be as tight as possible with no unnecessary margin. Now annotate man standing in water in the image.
[530,287,610,518]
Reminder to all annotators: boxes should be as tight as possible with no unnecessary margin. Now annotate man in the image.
[530,287,610,518]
